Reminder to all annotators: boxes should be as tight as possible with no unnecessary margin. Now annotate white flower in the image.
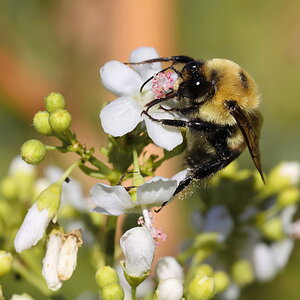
[271,238,294,271]
[42,233,63,291]
[278,161,300,185]
[204,205,234,241]
[90,176,177,216]
[99,47,183,151]
[120,227,155,277]
[252,243,277,282]
[42,229,82,291]
[14,203,52,253]
[156,278,183,300]
[155,256,184,282]
[57,230,82,281]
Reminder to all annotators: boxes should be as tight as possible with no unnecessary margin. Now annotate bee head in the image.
[180,61,214,101]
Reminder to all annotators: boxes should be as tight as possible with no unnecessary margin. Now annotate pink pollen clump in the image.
[152,71,176,99]
[137,212,167,246]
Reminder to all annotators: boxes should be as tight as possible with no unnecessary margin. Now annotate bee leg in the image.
[174,152,240,195]
[158,105,199,115]
[145,91,179,112]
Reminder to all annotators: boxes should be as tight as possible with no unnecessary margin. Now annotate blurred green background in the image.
[0,0,299,299]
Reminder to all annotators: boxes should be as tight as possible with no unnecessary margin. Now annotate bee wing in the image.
[230,106,265,183]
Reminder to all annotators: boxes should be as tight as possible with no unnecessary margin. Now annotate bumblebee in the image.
[129,55,264,196]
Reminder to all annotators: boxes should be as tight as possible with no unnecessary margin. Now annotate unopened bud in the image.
[156,278,183,300]
[213,271,230,294]
[261,218,284,241]
[49,109,72,133]
[37,182,62,215]
[277,188,300,207]
[45,92,65,113]
[101,283,124,300]
[95,266,119,289]
[21,139,46,165]
[0,251,12,277]
[188,275,215,300]
[231,259,254,286]
[194,264,214,279]
[33,111,52,135]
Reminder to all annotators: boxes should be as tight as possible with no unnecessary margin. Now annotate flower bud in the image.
[231,259,254,286]
[95,266,119,289]
[37,182,62,215]
[33,111,52,135]
[49,109,72,133]
[101,283,124,300]
[156,278,183,300]
[0,176,17,199]
[120,227,155,278]
[194,264,214,279]
[261,218,284,241]
[213,271,230,294]
[188,275,215,300]
[155,256,184,282]
[0,251,12,277]
[45,92,65,113]
[42,232,63,291]
[57,229,82,281]
[14,183,62,253]
[277,188,300,207]
[21,139,46,165]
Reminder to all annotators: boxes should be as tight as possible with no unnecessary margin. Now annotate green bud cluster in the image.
[33,92,72,136]
[95,266,124,300]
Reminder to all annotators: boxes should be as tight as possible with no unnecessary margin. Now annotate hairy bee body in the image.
[130,55,264,196]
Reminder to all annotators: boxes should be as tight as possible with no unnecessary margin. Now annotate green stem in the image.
[88,156,114,177]
[12,258,52,296]
[103,216,118,266]
[57,160,82,184]
[131,286,137,300]
[79,165,107,179]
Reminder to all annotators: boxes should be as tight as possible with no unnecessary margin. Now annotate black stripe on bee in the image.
[239,71,249,90]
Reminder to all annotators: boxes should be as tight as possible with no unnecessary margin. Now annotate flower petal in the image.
[100,61,143,96]
[129,47,162,82]
[120,227,155,277]
[90,183,134,215]
[100,96,143,136]
[155,256,184,281]
[157,278,183,300]
[144,112,183,151]
[42,233,63,291]
[271,238,294,270]
[14,203,51,253]
[252,243,277,282]
[137,177,177,207]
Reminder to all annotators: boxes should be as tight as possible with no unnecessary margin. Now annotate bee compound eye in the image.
[182,78,212,100]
